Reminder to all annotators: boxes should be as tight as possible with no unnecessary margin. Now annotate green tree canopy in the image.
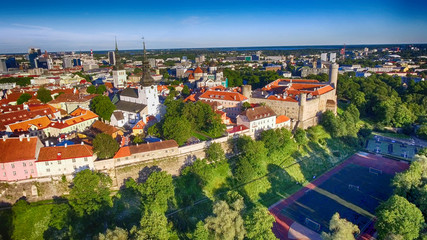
[97,227,129,240]
[37,87,53,103]
[294,128,308,147]
[375,195,424,240]
[90,95,116,121]
[138,171,175,213]
[16,93,32,105]
[96,85,107,94]
[321,212,359,240]
[244,204,277,240]
[205,199,246,240]
[87,85,96,94]
[162,116,192,145]
[205,142,225,162]
[135,210,170,240]
[93,133,120,159]
[68,169,112,217]
[182,85,190,96]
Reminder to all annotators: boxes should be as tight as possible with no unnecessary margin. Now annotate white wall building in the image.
[236,106,277,136]
[36,143,95,177]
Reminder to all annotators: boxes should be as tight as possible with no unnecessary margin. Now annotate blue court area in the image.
[280,164,394,233]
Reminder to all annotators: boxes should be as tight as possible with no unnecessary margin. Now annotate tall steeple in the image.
[140,38,154,86]
[113,37,124,70]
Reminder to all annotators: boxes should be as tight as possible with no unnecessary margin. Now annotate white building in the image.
[36,143,95,177]
[236,106,277,136]
[113,70,126,88]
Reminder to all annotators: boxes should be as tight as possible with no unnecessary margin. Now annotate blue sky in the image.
[0,0,426,53]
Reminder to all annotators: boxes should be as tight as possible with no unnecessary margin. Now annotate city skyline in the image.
[1,0,427,53]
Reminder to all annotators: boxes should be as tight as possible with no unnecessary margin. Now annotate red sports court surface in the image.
[269,152,409,240]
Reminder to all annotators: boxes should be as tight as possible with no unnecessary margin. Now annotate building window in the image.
[72,159,76,163]
[29,162,33,166]
[31,169,34,173]
[23,162,26,167]
[24,170,28,174]
[13,171,16,176]
[46,168,50,172]
[45,162,49,166]
[1,164,4,169]
[58,161,61,165]
[3,172,5,177]
[84,157,88,162]
[11,164,15,168]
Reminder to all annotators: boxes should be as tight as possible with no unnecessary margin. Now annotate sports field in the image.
[269,152,409,240]
[366,135,421,159]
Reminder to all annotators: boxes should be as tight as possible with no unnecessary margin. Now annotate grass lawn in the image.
[372,131,411,140]
[192,131,210,141]
[12,202,53,240]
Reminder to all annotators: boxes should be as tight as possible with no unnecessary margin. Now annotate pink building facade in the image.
[0,136,43,182]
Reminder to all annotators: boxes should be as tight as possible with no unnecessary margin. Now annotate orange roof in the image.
[37,144,93,162]
[267,95,298,102]
[49,93,97,104]
[276,115,290,124]
[0,137,39,163]
[8,116,51,132]
[157,85,169,92]
[184,94,197,102]
[194,67,203,74]
[113,146,131,158]
[199,90,248,102]
[50,108,98,129]
[104,82,113,89]
[188,74,195,80]
[28,104,59,113]
[313,85,334,95]
[133,119,146,130]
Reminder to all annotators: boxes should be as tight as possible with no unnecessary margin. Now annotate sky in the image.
[0,0,426,53]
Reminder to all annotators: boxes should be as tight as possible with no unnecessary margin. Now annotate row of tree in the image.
[223,68,281,88]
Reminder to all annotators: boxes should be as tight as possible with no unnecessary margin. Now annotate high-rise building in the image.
[5,57,19,69]
[28,48,42,69]
[329,53,337,63]
[0,57,7,73]
[320,53,328,62]
[35,57,53,69]
[108,51,116,65]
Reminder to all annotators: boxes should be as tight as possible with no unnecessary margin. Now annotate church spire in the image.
[113,37,124,70]
[140,37,154,86]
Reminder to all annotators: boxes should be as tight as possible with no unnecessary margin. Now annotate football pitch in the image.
[269,153,409,240]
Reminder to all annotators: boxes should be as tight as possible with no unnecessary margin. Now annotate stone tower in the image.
[329,63,338,89]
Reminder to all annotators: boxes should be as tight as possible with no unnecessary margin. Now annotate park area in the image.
[269,152,409,240]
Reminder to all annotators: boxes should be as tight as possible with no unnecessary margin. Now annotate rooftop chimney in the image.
[81,142,84,145]
[65,143,67,148]
[45,141,49,147]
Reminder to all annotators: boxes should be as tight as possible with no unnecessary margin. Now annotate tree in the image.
[133,134,145,144]
[97,227,128,240]
[96,85,107,94]
[294,128,308,148]
[90,95,116,121]
[87,85,96,94]
[135,210,169,240]
[193,221,210,240]
[205,142,225,162]
[417,124,427,140]
[182,85,190,97]
[162,116,191,145]
[37,87,53,103]
[321,212,359,240]
[205,199,246,240]
[68,169,112,216]
[138,171,175,213]
[16,93,32,105]
[392,105,414,128]
[320,111,340,137]
[375,195,424,240]
[242,102,252,111]
[244,204,277,240]
[93,133,120,159]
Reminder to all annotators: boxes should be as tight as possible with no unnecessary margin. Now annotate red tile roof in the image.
[37,144,93,162]
[199,90,248,102]
[227,125,249,134]
[276,115,290,124]
[194,67,203,74]
[113,146,131,158]
[0,137,39,163]
[113,140,179,158]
